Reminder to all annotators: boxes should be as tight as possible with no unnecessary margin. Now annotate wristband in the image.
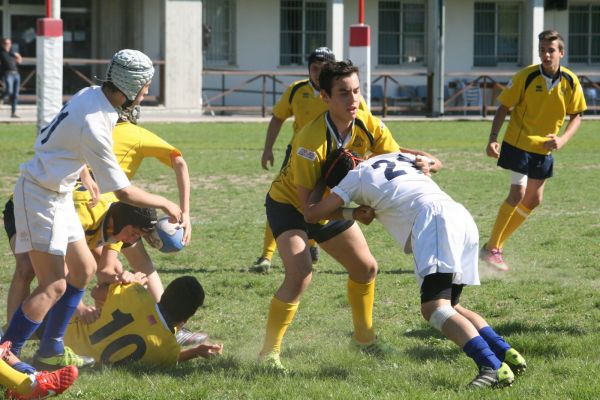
[342,208,355,220]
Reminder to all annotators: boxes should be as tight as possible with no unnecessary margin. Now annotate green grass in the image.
[1,120,600,399]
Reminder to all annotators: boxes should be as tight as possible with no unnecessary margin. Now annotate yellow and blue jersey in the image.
[65,283,180,367]
[269,108,400,211]
[498,64,587,155]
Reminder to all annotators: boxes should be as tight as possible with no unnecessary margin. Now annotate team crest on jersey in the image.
[302,93,309,98]
[147,315,157,325]
[352,136,364,147]
[297,147,316,161]
[536,85,543,92]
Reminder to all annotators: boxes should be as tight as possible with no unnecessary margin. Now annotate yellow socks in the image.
[260,297,299,355]
[0,358,33,395]
[347,278,376,343]
[487,201,517,250]
[498,203,531,249]
[262,223,277,260]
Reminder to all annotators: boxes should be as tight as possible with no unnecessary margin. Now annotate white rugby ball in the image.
[146,217,185,253]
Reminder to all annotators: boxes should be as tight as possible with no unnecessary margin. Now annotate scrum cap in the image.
[308,47,336,66]
[106,49,155,101]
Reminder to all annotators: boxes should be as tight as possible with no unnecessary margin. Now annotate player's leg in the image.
[2,250,66,356]
[319,223,380,348]
[3,198,36,323]
[496,177,546,250]
[259,229,310,356]
[251,222,276,273]
[7,241,36,324]
[259,196,313,371]
[35,238,96,368]
[454,304,526,374]
[420,277,513,388]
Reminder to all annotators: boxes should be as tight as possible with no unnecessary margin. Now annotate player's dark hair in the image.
[159,276,205,324]
[321,148,363,188]
[538,30,565,51]
[318,60,359,96]
[109,202,157,235]
[101,81,134,109]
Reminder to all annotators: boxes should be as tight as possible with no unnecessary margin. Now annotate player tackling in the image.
[304,149,527,388]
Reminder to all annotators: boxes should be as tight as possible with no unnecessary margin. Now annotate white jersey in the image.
[20,86,130,194]
[332,152,453,249]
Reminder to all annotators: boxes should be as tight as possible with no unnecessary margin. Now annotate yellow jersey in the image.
[498,64,587,154]
[269,108,400,211]
[64,283,180,367]
[73,189,122,252]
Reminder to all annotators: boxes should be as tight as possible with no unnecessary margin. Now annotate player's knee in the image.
[426,304,457,332]
[46,279,68,300]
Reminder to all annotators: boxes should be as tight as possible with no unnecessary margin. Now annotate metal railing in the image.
[11,59,600,116]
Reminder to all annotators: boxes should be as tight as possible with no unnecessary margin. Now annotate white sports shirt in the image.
[20,86,130,194]
[332,152,453,249]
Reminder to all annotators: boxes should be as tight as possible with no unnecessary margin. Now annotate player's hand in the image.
[180,211,192,245]
[261,149,274,170]
[76,305,100,324]
[354,205,375,225]
[195,343,223,359]
[414,155,431,176]
[162,201,182,224]
[486,141,500,158]
[544,134,564,150]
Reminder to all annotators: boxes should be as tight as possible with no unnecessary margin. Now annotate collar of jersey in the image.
[325,111,354,149]
[539,64,562,92]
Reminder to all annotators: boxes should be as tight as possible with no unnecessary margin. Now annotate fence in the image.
[12,58,600,116]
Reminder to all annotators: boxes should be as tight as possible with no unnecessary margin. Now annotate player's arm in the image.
[303,185,345,223]
[399,148,443,174]
[95,248,124,285]
[79,165,100,208]
[544,113,582,151]
[114,185,181,223]
[121,241,164,302]
[178,343,223,362]
[262,116,285,170]
[170,154,192,244]
[487,104,509,158]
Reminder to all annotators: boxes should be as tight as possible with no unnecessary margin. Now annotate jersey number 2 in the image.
[371,159,407,181]
[89,309,147,365]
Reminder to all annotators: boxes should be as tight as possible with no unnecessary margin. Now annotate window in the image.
[378,1,426,65]
[203,0,236,66]
[569,4,600,64]
[280,0,327,66]
[473,2,520,67]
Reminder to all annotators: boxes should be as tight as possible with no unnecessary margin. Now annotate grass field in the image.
[0,120,599,399]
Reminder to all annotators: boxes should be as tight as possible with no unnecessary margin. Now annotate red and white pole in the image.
[348,0,371,107]
[36,0,63,129]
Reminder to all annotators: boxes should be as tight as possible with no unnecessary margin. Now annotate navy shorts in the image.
[420,273,464,305]
[3,197,15,240]
[497,142,554,180]
[265,194,354,243]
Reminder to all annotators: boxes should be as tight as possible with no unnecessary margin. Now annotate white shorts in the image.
[510,171,527,186]
[410,201,480,288]
[13,176,84,256]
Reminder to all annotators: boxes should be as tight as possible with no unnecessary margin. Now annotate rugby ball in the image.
[145,217,185,253]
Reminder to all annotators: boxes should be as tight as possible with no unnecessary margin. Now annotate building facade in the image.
[4,0,600,113]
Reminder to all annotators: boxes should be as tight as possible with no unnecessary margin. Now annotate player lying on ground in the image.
[0,340,77,399]
[3,197,208,348]
[62,274,223,366]
[303,149,527,388]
